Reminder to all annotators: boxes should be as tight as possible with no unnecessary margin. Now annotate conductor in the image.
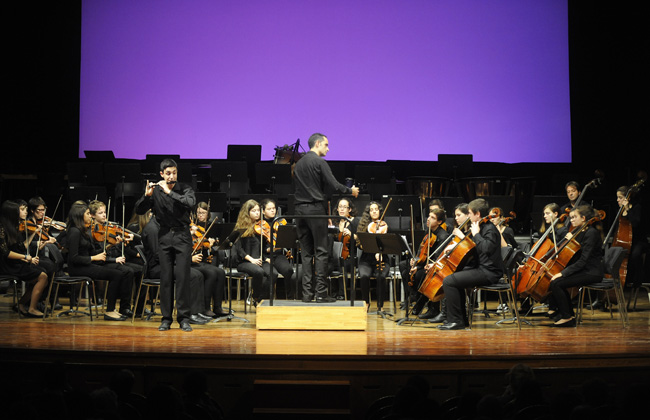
[293,133,359,303]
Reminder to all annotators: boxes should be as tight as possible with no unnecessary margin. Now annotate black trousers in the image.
[68,263,132,312]
[193,262,226,311]
[272,252,294,298]
[237,261,274,301]
[296,203,329,299]
[442,268,499,325]
[358,253,390,308]
[548,273,600,318]
[158,228,192,322]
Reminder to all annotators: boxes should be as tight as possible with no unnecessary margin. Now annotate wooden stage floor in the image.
[2,292,649,417]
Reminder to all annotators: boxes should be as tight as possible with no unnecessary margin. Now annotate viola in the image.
[191,223,212,250]
[43,216,66,231]
[367,220,388,234]
[92,221,132,246]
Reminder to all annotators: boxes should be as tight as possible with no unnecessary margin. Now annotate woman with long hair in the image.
[0,200,49,317]
[66,202,133,321]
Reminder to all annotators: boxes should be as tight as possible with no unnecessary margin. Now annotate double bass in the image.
[517,210,605,302]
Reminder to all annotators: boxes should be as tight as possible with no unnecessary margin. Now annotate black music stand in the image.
[356,232,407,319]
[211,161,248,222]
[214,228,249,323]
[255,162,292,194]
[269,223,299,305]
[381,195,420,230]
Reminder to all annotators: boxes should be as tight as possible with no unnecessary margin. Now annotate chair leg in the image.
[132,284,144,323]
[577,287,585,325]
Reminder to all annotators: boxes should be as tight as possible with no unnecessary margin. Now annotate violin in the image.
[43,216,66,231]
[368,197,391,234]
[19,220,50,242]
[191,223,212,250]
[254,220,272,243]
[92,221,132,247]
[497,211,516,227]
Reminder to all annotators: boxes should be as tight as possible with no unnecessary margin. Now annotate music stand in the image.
[213,228,249,323]
[381,195,420,230]
[269,222,299,305]
[211,161,249,222]
[356,232,407,319]
[255,162,292,194]
[84,150,115,161]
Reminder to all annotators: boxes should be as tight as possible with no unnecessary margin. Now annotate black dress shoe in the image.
[104,314,127,321]
[315,296,337,303]
[197,313,213,320]
[119,308,134,317]
[302,295,313,303]
[21,311,44,319]
[418,308,438,320]
[552,318,576,328]
[180,319,193,332]
[158,320,172,331]
[437,322,465,330]
[189,314,208,324]
[429,313,446,323]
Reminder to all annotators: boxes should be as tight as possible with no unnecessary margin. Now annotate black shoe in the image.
[158,320,172,331]
[189,314,208,324]
[104,314,127,321]
[429,313,446,323]
[119,308,134,317]
[302,295,313,303]
[21,311,43,319]
[315,296,337,303]
[335,295,345,301]
[180,319,193,332]
[437,322,465,330]
[197,312,213,320]
[418,308,438,320]
[552,318,576,328]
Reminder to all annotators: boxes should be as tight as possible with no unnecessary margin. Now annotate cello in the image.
[417,215,487,302]
[518,209,605,302]
[602,177,645,293]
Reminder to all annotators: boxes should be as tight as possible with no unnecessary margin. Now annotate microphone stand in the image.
[226,173,232,223]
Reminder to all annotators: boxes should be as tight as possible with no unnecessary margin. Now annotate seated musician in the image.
[260,198,295,299]
[65,202,133,321]
[399,208,449,321]
[429,199,455,235]
[546,205,604,327]
[88,200,142,313]
[439,198,503,330]
[355,201,391,313]
[191,202,228,317]
[489,207,518,249]
[615,185,647,290]
[562,181,580,211]
[26,197,61,276]
[233,199,275,305]
[0,200,49,317]
[538,203,567,240]
[330,197,359,300]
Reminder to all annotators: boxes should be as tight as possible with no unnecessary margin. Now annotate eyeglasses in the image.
[35,207,47,212]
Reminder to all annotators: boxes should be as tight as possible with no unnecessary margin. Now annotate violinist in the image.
[614,186,646,290]
[192,202,228,317]
[88,200,142,312]
[356,201,391,313]
[65,202,133,321]
[25,197,61,277]
[0,200,49,317]
[233,199,273,305]
[330,197,359,300]
[439,198,503,330]
[260,198,295,299]
[546,205,604,327]
[489,207,518,249]
[399,208,449,320]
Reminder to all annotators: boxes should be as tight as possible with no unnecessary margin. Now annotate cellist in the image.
[546,205,604,327]
[439,199,503,331]
[614,186,646,290]
[399,208,449,320]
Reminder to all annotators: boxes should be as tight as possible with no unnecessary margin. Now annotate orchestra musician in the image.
[563,181,580,210]
[439,199,504,330]
[65,202,133,321]
[429,199,455,234]
[192,202,228,317]
[330,197,359,300]
[260,198,295,300]
[614,186,646,290]
[293,133,358,303]
[538,203,566,237]
[546,205,604,327]
[135,158,197,332]
[0,200,49,317]
[232,199,274,305]
[399,208,449,321]
[356,202,391,313]
[489,207,518,249]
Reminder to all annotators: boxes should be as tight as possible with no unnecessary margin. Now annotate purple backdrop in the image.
[80,0,570,162]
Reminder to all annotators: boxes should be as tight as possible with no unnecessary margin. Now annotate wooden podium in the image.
[256,300,367,330]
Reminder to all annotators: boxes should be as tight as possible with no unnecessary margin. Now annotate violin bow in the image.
[192,213,218,255]
[103,198,112,252]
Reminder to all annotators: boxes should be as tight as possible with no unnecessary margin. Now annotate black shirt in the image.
[135,182,196,229]
[293,151,351,204]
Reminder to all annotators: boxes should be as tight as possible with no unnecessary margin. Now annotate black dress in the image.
[0,226,45,281]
